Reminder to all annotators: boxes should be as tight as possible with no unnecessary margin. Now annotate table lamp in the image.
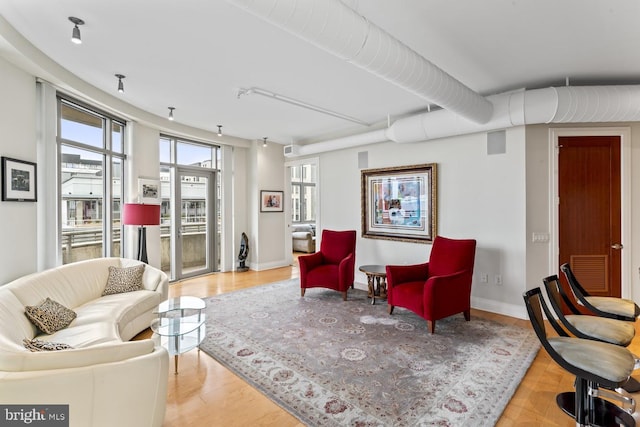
[122,203,161,264]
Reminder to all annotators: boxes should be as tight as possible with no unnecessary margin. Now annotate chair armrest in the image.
[298,251,323,275]
[423,270,472,300]
[338,253,355,289]
[386,262,429,289]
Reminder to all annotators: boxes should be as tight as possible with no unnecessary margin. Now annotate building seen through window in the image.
[291,163,316,224]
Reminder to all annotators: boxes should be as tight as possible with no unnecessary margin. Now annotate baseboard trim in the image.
[472,296,527,320]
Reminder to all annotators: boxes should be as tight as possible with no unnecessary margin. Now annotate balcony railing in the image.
[61,223,207,270]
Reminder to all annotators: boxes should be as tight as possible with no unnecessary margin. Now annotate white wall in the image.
[313,127,529,318]
[250,140,288,270]
[0,57,37,284]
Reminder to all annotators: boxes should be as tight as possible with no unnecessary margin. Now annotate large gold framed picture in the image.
[361,163,437,243]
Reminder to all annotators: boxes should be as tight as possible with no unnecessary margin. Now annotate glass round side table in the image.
[151,296,206,374]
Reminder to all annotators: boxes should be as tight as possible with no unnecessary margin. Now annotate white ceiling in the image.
[1,0,640,145]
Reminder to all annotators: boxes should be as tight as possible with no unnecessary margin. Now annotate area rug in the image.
[200,280,540,426]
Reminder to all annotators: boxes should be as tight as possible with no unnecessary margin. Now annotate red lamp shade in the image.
[122,203,160,226]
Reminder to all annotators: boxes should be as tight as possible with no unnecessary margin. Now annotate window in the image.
[58,98,125,264]
[291,163,316,223]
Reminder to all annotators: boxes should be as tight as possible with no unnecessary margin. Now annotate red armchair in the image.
[299,229,356,301]
[386,236,477,333]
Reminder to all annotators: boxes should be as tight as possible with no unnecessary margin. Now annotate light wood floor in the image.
[135,258,640,426]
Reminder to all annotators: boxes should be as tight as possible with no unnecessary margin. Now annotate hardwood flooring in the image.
[135,257,640,426]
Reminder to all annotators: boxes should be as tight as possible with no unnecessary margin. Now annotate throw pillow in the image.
[24,297,77,335]
[23,338,73,352]
[22,338,73,351]
[102,264,145,296]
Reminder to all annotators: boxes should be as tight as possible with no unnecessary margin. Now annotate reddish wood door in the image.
[558,136,621,305]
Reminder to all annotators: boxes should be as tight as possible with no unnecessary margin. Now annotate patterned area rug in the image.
[200,280,539,426]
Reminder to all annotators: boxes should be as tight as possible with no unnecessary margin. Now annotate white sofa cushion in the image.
[45,322,121,348]
[72,290,161,330]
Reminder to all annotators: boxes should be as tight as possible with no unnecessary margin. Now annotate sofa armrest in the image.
[292,231,312,240]
[142,265,169,300]
[0,339,156,372]
[0,344,169,427]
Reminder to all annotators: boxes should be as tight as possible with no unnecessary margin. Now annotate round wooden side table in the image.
[359,264,387,305]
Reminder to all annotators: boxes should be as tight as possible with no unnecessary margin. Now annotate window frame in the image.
[57,96,126,263]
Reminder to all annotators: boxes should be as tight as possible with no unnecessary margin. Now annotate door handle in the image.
[612,243,624,250]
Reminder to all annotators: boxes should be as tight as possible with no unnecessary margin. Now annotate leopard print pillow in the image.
[24,297,77,335]
[23,338,73,352]
[102,264,145,296]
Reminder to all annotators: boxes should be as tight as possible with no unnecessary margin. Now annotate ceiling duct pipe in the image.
[226,0,493,124]
[295,129,388,156]
[284,85,640,156]
[387,85,640,142]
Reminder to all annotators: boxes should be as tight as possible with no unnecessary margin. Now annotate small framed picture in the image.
[260,190,283,212]
[1,157,37,202]
[138,177,161,205]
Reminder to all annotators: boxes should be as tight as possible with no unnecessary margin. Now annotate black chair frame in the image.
[542,275,632,345]
[523,287,635,426]
[560,263,639,322]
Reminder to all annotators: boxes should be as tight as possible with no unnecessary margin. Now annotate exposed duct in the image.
[226,0,493,124]
[285,85,640,157]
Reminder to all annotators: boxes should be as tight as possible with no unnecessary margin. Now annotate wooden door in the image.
[558,136,621,304]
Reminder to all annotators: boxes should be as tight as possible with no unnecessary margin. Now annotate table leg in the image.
[366,274,376,305]
[173,335,180,374]
[380,276,387,299]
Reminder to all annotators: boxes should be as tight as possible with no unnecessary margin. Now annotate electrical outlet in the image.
[480,274,489,283]
[495,275,503,285]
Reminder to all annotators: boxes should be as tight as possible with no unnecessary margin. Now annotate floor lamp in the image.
[122,203,160,264]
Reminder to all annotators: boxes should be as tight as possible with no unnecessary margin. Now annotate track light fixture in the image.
[217,125,223,137]
[238,87,370,126]
[168,107,175,121]
[115,74,125,93]
[263,137,268,147]
[69,17,84,44]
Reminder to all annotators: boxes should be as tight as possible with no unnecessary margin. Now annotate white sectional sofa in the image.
[0,257,170,427]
